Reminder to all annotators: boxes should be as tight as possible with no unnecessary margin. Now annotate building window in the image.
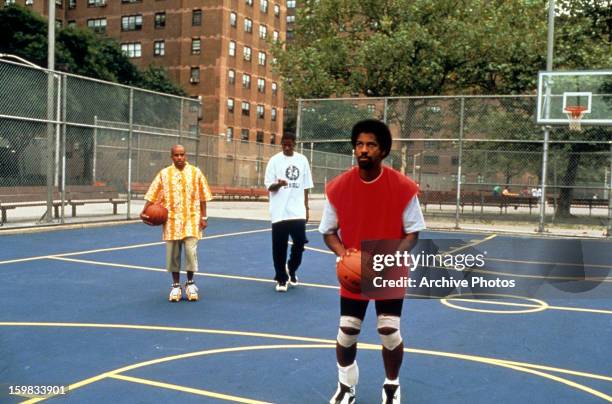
[121,0,141,3]
[260,0,268,13]
[257,78,265,93]
[87,0,105,7]
[190,67,200,84]
[245,0,253,6]
[451,156,459,166]
[230,12,237,27]
[256,105,265,119]
[25,0,33,5]
[121,15,143,31]
[227,98,234,113]
[229,41,236,56]
[55,19,62,29]
[226,127,234,142]
[121,42,142,58]
[191,38,201,54]
[87,18,107,33]
[273,30,279,42]
[67,20,76,27]
[228,69,236,85]
[287,30,294,40]
[271,82,278,95]
[367,104,376,114]
[287,15,295,23]
[241,102,250,116]
[68,0,75,8]
[154,40,165,56]
[243,46,251,61]
[256,131,264,143]
[241,128,250,141]
[287,0,295,8]
[258,51,266,66]
[244,18,253,33]
[154,12,166,28]
[192,9,202,26]
[270,133,276,144]
[424,155,439,165]
[259,25,267,39]
[274,3,280,16]
[271,107,277,121]
[56,0,62,5]
[242,74,251,89]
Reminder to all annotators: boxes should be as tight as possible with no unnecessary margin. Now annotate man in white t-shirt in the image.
[264,133,314,292]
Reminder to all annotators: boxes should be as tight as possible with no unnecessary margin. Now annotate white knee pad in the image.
[338,361,359,386]
[377,315,402,350]
[337,316,362,348]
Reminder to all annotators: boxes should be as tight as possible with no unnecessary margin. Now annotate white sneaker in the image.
[168,284,182,302]
[275,281,288,292]
[330,382,355,404]
[286,264,298,287]
[185,282,199,301]
[382,384,400,404]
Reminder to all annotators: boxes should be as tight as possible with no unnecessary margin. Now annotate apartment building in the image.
[8,0,286,146]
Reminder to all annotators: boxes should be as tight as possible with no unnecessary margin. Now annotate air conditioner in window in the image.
[189,77,199,84]
[99,0,106,6]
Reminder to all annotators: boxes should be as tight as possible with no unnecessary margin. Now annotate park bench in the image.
[0,186,63,224]
[547,197,609,216]
[64,185,127,217]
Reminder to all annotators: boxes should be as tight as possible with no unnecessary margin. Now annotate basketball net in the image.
[564,106,587,131]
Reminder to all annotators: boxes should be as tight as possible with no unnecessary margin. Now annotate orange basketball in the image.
[336,250,362,294]
[144,203,168,226]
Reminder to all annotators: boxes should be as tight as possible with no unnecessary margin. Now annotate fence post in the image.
[455,97,465,229]
[296,99,303,139]
[127,88,134,220]
[60,74,67,224]
[607,142,612,237]
[179,98,184,145]
[383,97,388,123]
[44,70,55,222]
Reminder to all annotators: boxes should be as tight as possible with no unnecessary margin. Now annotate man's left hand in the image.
[200,218,208,230]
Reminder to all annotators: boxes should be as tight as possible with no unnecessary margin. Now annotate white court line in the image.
[0,228,275,265]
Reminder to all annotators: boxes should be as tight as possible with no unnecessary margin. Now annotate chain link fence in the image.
[0,59,200,226]
[297,96,612,235]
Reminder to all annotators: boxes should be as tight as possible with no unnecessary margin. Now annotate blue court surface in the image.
[0,218,611,403]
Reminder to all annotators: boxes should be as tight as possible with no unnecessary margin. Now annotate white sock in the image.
[338,362,359,386]
[384,377,399,386]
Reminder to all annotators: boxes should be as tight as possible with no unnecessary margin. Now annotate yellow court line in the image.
[443,234,497,255]
[48,256,339,290]
[108,374,272,404]
[3,322,611,384]
[446,298,612,315]
[15,340,612,403]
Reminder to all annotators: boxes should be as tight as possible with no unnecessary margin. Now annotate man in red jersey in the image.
[319,120,425,404]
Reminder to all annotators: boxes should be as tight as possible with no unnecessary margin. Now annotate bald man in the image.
[141,145,213,302]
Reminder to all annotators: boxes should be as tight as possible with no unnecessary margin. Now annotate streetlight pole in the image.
[537,0,555,233]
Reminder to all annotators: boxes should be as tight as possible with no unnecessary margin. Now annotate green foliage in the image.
[273,0,611,100]
[0,5,184,95]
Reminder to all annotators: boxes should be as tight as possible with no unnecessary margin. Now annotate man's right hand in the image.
[140,212,154,226]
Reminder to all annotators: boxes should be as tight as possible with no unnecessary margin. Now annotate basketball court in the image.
[1,217,611,403]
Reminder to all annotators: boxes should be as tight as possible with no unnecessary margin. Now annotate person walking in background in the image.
[141,145,212,302]
[264,133,314,292]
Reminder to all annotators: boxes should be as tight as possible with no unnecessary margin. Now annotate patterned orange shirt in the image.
[145,163,213,240]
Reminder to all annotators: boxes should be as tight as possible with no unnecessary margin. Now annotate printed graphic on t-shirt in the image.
[285,165,300,181]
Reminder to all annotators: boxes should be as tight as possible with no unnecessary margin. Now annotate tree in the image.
[0,5,184,95]
[272,0,612,218]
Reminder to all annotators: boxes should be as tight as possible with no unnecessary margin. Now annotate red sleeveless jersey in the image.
[326,166,419,300]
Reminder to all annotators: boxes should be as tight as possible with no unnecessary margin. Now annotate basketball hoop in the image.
[564,105,587,131]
